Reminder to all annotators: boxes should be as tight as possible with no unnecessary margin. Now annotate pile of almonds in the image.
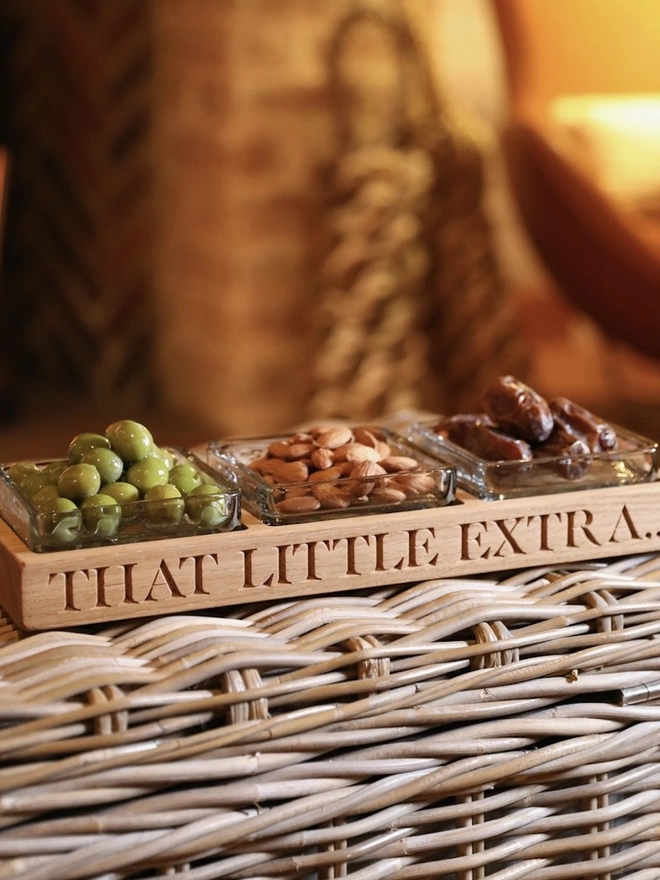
[249,425,439,514]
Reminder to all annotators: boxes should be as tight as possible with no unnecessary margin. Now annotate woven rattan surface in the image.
[4,553,660,878]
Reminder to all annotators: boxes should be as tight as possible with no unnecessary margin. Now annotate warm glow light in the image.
[551,94,660,207]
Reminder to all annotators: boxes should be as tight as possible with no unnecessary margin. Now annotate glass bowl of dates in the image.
[206,425,456,524]
[407,375,659,500]
[0,420,241,551]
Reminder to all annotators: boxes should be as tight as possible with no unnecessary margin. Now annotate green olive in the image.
[41,460,69,484]
[6,461,39,487]
[144,484,184,524]
[185,483,230,527]
[41,497,82,543]
[57,463,102,501]
[16,469,51,498]
[101,481,140,520]
[102,480,140,504]
[126,457,170,493]
[81,447,124,484]
[169,462,203,495]
[80,494,122,538]
[106,419,155,464]
[154,447,176,470]
[67,432,111,463]
[32,484,62,508]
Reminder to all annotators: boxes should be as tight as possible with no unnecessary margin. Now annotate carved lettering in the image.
[460,504,645,563]
[491,516,525,557]
[409,528,438,567]
[39,496,660,625]
[60,568,93,612]
[144,559,189,602]
[53,562,139,612]
[303,542,322,581]
[330,534,374,576]
[376,531,406,571]
[373,533,389,571]
[609,505,643,543]
[461,521,490,560]
[527,512,563,551]
[242,546,275,588]
[565,509,599,548]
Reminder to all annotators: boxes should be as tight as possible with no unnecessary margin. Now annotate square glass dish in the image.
[407,417,659,500]
[206,427,456,525]
[0,448,241,552]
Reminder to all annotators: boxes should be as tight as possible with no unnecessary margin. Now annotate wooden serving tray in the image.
[2,479,660,630]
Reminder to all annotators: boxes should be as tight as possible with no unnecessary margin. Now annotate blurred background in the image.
[0,0,659,460]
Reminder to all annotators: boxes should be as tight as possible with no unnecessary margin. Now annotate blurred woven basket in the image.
[307,1,529,422]
[151,0,529,436]
[3,553,660,876]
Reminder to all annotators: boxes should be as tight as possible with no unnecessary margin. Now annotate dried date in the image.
[549,397,617,453]
[534,424,591,479]
[435,413,494,447]
[433,376,621,483]
[461,421,533,462]
[482,375,553,443]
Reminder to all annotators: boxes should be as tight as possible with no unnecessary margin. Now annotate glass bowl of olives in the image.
[0,420,241,551]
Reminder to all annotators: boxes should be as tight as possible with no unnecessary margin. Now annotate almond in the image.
[344,443,382,464]
[310,447,335,470]
[308,424,331,438]
[315,425,354,449]
[375,440,392,459]
[276,496,321,514]
[250,456,273,474]
[281,485,311,498]
[253,458,288,476]
[352,427,380,447]
[369,485,407,503]
[330,443,351,462]
[380,455,420,473]
[349,460,387,479]
[267,440,294,459]
[355,424,387,441]
[345,460,387,496]
[333,460,354,476]
[308,466,343,483]
[289,443,316,460]
[268,460,309,484]
[393,472,437,497]
[312,483,352,509]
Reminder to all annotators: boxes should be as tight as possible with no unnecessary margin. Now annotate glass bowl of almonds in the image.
[207,425,456,524]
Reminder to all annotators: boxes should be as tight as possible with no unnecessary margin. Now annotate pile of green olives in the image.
[6,419,232,544]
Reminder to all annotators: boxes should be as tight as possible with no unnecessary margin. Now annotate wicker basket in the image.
[4,553,660,877]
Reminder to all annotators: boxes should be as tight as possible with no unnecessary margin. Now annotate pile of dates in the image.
[434,375,618,479]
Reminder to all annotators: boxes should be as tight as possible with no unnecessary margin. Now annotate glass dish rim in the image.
[409,416,659,467]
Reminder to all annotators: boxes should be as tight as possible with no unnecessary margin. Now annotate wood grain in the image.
[2,479,660,630]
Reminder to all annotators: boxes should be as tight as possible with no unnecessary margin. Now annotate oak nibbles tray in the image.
[3,477,660,630]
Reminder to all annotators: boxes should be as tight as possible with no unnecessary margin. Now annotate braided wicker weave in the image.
[3,553,660,877]
[306,2,529,424]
